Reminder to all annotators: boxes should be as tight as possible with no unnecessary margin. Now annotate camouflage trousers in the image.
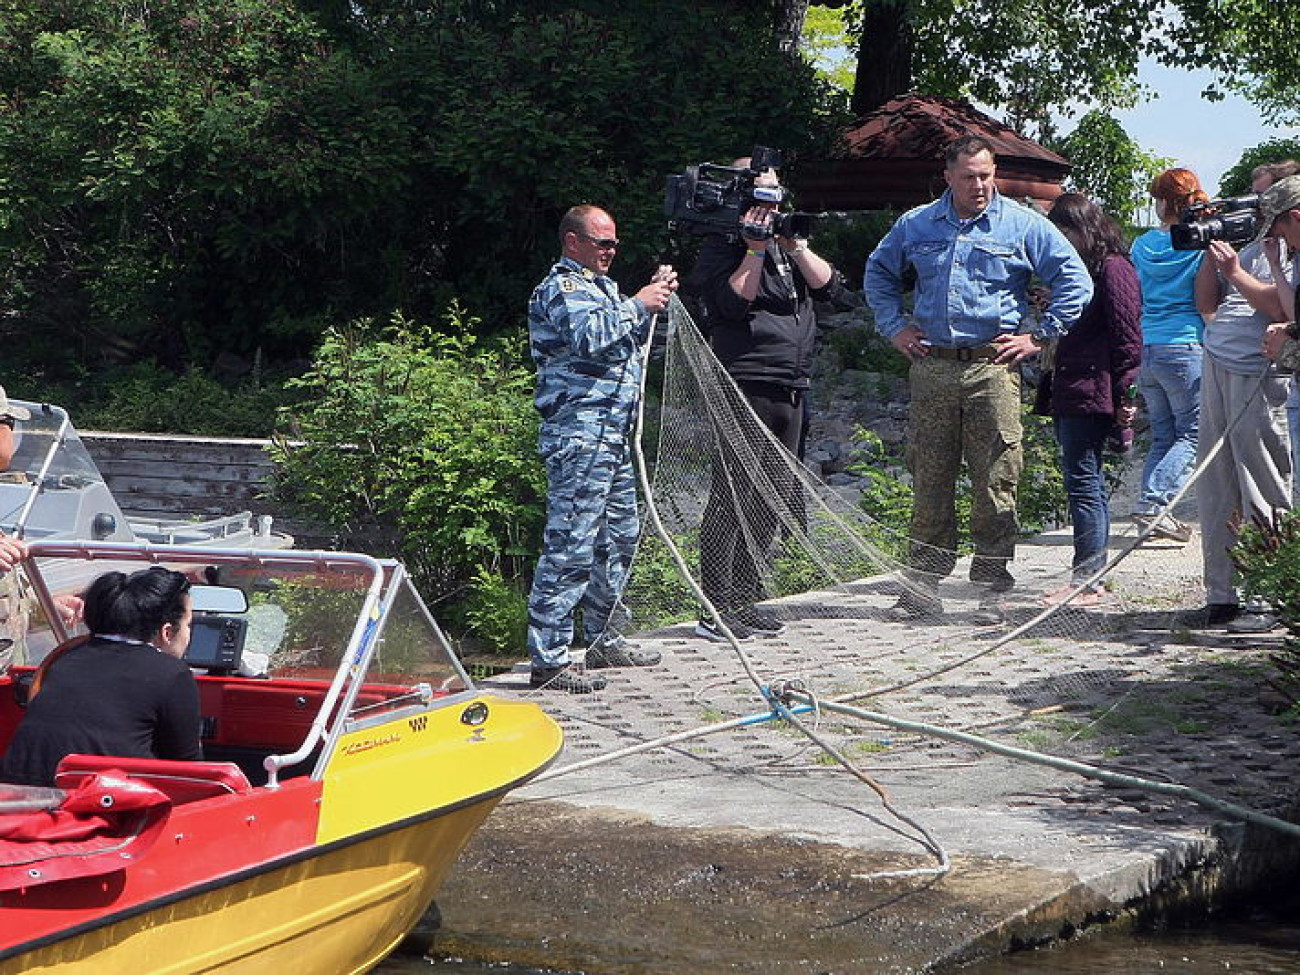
[526,425,638,669]
[905,356,1023,584]
[0,569,27,672]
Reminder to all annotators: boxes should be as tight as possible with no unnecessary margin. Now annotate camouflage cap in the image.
[0,387,30,422]
[1255,174,1300,242]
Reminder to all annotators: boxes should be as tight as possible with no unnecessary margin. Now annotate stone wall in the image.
[80,431,334,547]
[802,301,910,501]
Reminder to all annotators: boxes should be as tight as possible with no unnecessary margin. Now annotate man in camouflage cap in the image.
[1261,176,1300,373]
[525,205,676,693]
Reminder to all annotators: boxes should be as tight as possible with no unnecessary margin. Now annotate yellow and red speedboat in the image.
[0,541,562,973]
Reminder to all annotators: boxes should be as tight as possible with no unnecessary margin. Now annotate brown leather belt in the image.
[926,344,999,362]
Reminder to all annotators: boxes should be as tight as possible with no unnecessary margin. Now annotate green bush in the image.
[807,211,898,296]
[9,358,298,437]
[824,326,909,377]
[1232,510,1300,637]
[450,567,530,656]
[847,428,916,560]
[270,307,545,614]
[1231,509,1300,712]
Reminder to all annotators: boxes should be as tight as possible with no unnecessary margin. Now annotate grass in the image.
[812,739,892,765]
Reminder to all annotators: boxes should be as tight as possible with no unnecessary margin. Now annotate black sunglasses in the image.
[578,232,620,250]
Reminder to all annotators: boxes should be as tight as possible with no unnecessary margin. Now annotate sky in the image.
[1101,62,1300,198]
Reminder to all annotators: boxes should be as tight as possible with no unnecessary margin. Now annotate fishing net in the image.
[584,294,1293,835]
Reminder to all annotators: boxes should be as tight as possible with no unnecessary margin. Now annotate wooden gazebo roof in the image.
[794,94,1072,212]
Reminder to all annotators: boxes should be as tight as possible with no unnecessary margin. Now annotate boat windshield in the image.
[18,544,471,728]
[204,560,471,715]
[0,401,131,542]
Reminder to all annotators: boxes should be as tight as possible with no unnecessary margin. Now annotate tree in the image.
[0,0,419,368]
[338,0,846,324]
[802,4,858,92]
[835,0,1300,134]
[0,0,846,373]
[1052,112,1170,225]
[1219,138,1300,198]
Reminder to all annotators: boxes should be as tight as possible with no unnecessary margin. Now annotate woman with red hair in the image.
[1129,168,1208,541]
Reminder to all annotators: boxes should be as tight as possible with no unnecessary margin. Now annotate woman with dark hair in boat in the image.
[0,566,201,787]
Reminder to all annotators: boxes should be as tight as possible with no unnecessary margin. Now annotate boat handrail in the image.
[0,783,66,815]
[307,560,410,780]
[128,511,254,533]
[12,404,73,541]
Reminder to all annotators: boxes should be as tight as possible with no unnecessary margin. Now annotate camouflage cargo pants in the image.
[905,356,1023,584]
[526,424,638,669]
[0,570,27,672]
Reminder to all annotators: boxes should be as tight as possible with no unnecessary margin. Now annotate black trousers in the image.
[699,381,805,611]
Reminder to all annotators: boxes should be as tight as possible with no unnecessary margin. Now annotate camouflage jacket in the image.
[1278,326,1300,373]
[528,257,651,431]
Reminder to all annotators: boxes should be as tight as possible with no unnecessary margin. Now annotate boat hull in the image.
[2,798,498,975]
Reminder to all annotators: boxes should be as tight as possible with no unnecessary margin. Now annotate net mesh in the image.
[600,298,1286,810]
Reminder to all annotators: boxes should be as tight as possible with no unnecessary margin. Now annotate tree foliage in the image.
[0,0,845,376]
[1052,111,1171,225]
[802,5,857,91]
[838,0,1300,136]
[349,0,844,321]
[0,0,416,367]
[1219,138,1300,198]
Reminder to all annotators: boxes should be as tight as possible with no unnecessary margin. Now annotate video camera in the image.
[1171,195,1259,251]
[664,146,817,240]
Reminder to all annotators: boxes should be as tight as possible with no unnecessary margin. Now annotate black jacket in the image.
[1,637,202,786]
[688,235,842,389]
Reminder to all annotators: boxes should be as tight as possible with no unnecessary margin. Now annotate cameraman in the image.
[688,158,843,640]
[1185,173,1294,632]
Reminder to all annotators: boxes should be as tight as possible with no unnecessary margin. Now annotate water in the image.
[964,916,1300,973]
[374,908,1300,973]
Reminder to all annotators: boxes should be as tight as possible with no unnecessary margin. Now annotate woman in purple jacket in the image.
[1035,194,1144,604]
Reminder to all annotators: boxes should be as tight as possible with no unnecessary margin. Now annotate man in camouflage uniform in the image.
[526,205,677,693]
[864,135,1092,623]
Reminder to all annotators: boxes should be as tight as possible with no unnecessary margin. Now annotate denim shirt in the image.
[864,191,1093,345]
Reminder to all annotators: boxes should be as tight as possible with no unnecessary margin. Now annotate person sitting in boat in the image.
[0,566,202,787]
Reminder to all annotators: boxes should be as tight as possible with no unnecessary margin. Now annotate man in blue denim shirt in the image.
[864,135,1092,621]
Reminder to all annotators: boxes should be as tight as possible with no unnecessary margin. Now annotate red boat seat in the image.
[53,755,253,805]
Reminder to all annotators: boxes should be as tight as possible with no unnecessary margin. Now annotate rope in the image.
[541,296,953,880]
[536,307,1298,878]
[835,362,1276,707]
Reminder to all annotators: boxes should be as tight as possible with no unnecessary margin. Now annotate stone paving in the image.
[460,518,1300,971]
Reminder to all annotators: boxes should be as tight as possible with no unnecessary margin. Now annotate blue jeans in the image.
[1136,343,1202,514]
[1055,414,1111,581]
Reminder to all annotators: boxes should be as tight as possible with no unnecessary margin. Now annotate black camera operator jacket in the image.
[688,235,844,390]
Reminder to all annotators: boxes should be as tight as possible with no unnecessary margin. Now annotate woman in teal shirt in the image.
[1129,168,1207,541]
